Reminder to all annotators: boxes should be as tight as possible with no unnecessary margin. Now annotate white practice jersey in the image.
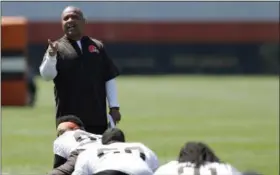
[154,161,242,175]
[53,129,102,159]
[72,142,159,175]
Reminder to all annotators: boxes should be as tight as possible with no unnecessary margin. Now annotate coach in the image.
[39,6,121,135]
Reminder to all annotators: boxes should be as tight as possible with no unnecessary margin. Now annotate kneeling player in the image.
[48,115,102,175]
[154,141,242,175]
[72,128,159,175]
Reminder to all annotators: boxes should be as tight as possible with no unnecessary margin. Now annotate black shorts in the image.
[93,170,129,175]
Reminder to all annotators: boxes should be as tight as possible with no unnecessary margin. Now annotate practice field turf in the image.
[2,75,279,174]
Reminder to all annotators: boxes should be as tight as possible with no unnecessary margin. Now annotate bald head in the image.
[62,6,84,19]
[61,6,85,40]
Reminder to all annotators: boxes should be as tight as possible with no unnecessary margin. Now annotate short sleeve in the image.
[72,150,91,175]
[141,143,160,171]
[102,46,120,82]
[53,140,67,158]
[53,134,77,159]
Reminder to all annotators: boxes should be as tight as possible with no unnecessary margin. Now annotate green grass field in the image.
[2,75,279,174]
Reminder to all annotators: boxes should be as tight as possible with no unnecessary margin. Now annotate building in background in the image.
[2,1,279,75]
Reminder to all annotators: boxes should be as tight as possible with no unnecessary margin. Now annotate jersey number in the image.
[97,146,146,161]
[73,131,101,151]
[178,166,217,175]
[74,131,99,142]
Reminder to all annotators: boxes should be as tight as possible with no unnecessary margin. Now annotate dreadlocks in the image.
[177,142,220,168]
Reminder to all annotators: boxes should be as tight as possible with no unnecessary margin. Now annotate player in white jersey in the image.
[72,128,159,175]
[154,142,242,175]
[48,115,102,175]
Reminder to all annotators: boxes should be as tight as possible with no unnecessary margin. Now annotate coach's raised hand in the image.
[48,39,58,57]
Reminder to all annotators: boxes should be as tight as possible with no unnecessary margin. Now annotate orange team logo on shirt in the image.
[88,45,97,53]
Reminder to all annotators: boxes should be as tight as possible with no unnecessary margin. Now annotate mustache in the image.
[65,23,77,28]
